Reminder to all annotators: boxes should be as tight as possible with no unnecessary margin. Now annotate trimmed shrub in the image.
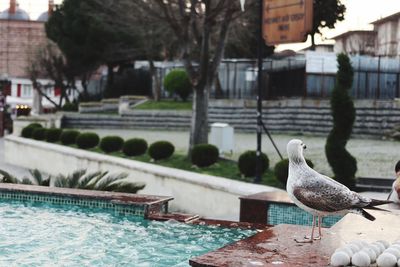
[60,130,80,145]
[46,128,62,143]
[238,150,269,177]
[21,123,42,138]
[148,141,175,160]
[325,53,357,189]
[274,158,314,186]
[191,144,219,167]
[62,102,78,112]
[76,132,100,149]
[163,69,192,101]
[122,138,148,157]
[27,123,43,128]
[99,136,124,153]
[32,128,47,141]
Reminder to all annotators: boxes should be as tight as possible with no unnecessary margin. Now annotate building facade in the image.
[0,0,75,112]
[333,12,400,57]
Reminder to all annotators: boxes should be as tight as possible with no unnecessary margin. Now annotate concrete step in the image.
[356,177,394,192]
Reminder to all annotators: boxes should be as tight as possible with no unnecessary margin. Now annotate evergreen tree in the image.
[325,53,357,189]
[310,0,346,49]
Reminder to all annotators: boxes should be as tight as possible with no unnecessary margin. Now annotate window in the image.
[22,84,32,97]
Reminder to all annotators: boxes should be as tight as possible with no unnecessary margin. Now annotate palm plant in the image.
[0,169,145,194]
[0,169,50,185]
[53,169,145,193]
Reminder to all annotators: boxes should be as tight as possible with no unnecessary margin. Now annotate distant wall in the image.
[4,135,281,220]
[62,99,400,138]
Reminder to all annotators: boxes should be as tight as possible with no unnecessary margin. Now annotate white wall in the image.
[4,136,282,221]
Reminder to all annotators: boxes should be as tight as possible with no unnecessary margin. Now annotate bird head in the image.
[287,139,306,164]
[394,174,400,195]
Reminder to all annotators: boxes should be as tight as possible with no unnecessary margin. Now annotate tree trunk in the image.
[31,88,43,115]
[149,60,161,101]
[214,75,224,99]
[310,34,316,51]
[189,85,209,153]
[105,63,115,98]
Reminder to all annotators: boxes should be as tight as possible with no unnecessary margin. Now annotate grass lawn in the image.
[85,147,284,189]
[135,99,192,110]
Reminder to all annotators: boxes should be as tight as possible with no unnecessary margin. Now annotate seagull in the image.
[286,139,392,243]
[387,171,400,203]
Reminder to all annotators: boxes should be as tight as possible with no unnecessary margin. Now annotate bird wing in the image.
[293,172,368,212]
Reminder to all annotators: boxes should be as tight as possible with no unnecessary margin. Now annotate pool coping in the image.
[0,183,174,218]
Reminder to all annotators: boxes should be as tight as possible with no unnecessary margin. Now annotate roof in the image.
[331,30,376,40]
[37,11,49,22]
[0,8,30,21]
[371,11,400,25]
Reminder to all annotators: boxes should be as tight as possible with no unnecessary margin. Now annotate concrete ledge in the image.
[4,135,282,220]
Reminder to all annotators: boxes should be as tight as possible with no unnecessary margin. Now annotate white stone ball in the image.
[377,240,390,249]
[370,244,382,256]
[335,247,354,258]
[384,248,400,259]
[350,242,363,251]
[373,242,386,254]
[352,251,371,267]
[376,252,397,267]
[389,244,400,251]
[331,251,351,267]
[346,243,361,254]
[362,247,377,263]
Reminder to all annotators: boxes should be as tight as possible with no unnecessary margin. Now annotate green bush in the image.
[238,150,269,177]
[62,102,78,112]
[148,141,175,160]
[45,128,63,143]
[325,53,357,189]
[191,144,219,167]
[122,138,148,156]
[163,69,192,101]
[21,123,43,138]
[274,158,314,186]
[32,128,47,141]
[99,136,124,153]
[60,130,80,145]
[76,132,100,149]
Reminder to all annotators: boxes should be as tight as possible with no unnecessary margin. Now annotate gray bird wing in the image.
[293,172,369,212]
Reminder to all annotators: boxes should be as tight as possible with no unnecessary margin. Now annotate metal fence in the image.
[147,55,400,100]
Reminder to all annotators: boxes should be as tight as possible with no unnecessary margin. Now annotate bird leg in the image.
[318,216,323,238]
[295,215,315,243]
[312,216,323,240]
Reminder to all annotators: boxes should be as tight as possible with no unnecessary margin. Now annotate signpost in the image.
[0,80,10,137]
[254,0,313,183]
[262,0,313,45]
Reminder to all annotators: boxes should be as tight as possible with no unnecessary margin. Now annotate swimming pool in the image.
[0,200,255,266]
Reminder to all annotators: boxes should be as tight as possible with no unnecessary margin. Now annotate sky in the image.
[2,0,400,51]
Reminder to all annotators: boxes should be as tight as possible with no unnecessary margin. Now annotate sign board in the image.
[262,0,313,45]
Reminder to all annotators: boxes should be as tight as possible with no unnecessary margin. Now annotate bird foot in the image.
[295,235,321,243]
[294,237,313,243]
[304,234,322,240]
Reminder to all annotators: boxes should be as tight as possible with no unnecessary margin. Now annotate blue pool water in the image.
[0,200,255,266]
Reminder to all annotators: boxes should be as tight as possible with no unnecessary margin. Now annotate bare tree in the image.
[92,0,245,152]
[26,40,77,110]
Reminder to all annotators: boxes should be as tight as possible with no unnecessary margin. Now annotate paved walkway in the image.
[77,128,400,179]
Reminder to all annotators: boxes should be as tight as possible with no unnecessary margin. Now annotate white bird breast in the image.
[240,0,246,11]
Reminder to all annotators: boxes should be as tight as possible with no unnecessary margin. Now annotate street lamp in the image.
[239,0,264,183]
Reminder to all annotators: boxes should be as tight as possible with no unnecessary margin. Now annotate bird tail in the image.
[360,209,376,221]
[366,199,393,208]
